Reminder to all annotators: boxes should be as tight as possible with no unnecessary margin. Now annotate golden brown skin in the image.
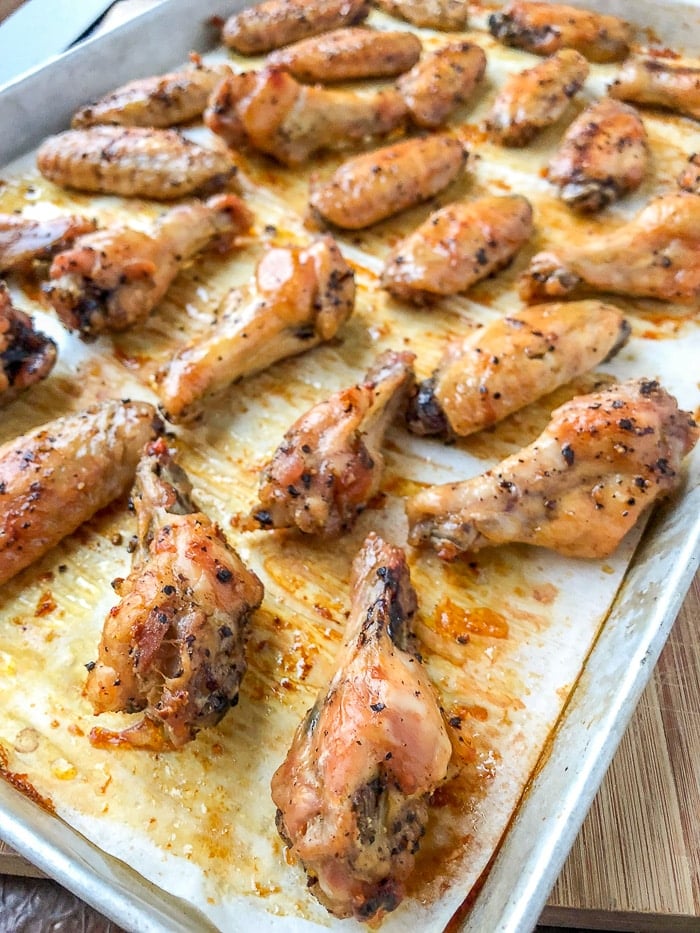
[157,236,355,423]
[407,379,699,560]
[205,67,408,167]
[222,0,369,54]
[268,27,421,82]
[678,153,700,194]
[548,98,649,212]
[488,1,631,63]
[71,61,232,129]
[381,194,533,303]
[609,57,700,122]
[520,192,700,304]
[0,399,159,588]
[271,533,451,921]
[398,41,487,129]
[86,438,264,751]
[253,350,415,536]
[36,126,237,200]
[406,300,630,438]
[45,194,252,338]
[486,49,589,147]
[0,213,96,273]
[373,0,468,31]
[0,284,57,408]
[310,134,467,229]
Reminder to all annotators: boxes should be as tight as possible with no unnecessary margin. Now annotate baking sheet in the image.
[0,1,698,931]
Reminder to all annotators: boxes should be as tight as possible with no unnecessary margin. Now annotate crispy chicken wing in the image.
[157,236,355,423]
[253,350,415,536]
[205,67,407,167]
[678,153,700,194]
[0,213,96,273]
[0,284,57,408]
[37,126,237,200]
[86,438,264,750]
[397,41,487,129]
[547,98,649,212]
[609,57,700,122]
[0,399,159,588]
[309,134,467,229]
[381,194,533,303]
[373,0,468,31]
[222,0,369,54]
[268,27,421,82]
[488,1,631,63]
[486,49,589,147]
[520,192,700,304]
[407,300,629,437]
[407,378,699,559]
[271,533,451,920]
[45,194,252,338]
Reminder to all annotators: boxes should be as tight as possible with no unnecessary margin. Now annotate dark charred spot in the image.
[370,702,386,712]
[84,661,96,672]
[219,625,233,638]
[561,444,575,466]
[216,567,233,583]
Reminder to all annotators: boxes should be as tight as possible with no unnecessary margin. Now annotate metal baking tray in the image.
[0,1,698,930]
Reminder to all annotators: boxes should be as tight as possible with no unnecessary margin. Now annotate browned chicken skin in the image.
[310,134,467,229]
[381,194,533,303]
[157,236,355,423]
[45,194,252,338]
[86,438,264,750]
[268,27,421,82]
[486,49,589,147]
[547,98,649,212]
[0,399,159,588]
[407,379,699,560]
[36,126,237,200]
[520,192,700,304]
[222,0,369,54]
[678,153,700,194]
[0,213,96,273]
[0,284,57,407]
[373,0,468,31]
[253,350,415,536]
[271,532,451,920]
[488,1,631,63]
[71,60,231,129]
[609,57,700,122]
[406,300,630,437]
[398,41,487,129]
[205,67,408,167]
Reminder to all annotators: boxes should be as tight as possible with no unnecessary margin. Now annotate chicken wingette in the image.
[222,0,369,54]
[0,213,96,273]
[609,56,700,122]
[373,0,468,31]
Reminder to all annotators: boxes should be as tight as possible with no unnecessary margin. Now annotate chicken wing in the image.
[267,27,421,82]
[71,60,231,129]
[0,284,57,408]
[253,350,415,536]
[548,98,648,212]
[0,213,96,273]
[488,1,631,63]
[37,126,237,200]
[520,192,700,304]
[609,57,700,122]
[397,41,487,129]
[86,438,264,750]
[678,153,700,194]
[157,236,355,423]
[45,194,252,339]
[271,532,451,920]
[0,399,159,588]
[205,67,407,167]
[486,49,589,147]
[381,194,533,303]
[373,0,468,31]
[222,0,369,53]
[407,378,699,559]
[309,134,467,229]
[406,300,630,437]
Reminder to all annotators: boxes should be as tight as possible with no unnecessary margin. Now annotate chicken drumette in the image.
[271,533,451,921]
[0,213,96,273]
[397,41,487,129]
[609,57,700,122]
[407,378,699,560]
[222,0,369,54]
[0,284,57,407]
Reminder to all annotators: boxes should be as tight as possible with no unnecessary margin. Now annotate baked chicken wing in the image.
[0,399,159,588]
[252,350,415,536]
[520,192,700,304]
[678,153,700,194]
[222,0,369,54]
[0,284,57,408]
[407,378,699,559]
[373,0,468,31]
[157,236,355,423]
[0,213,96,273]
[397,41,487,129]
[86,438,264,750]
[271,532,451,920]
[609,57,700,122]
[45,194,252,338]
